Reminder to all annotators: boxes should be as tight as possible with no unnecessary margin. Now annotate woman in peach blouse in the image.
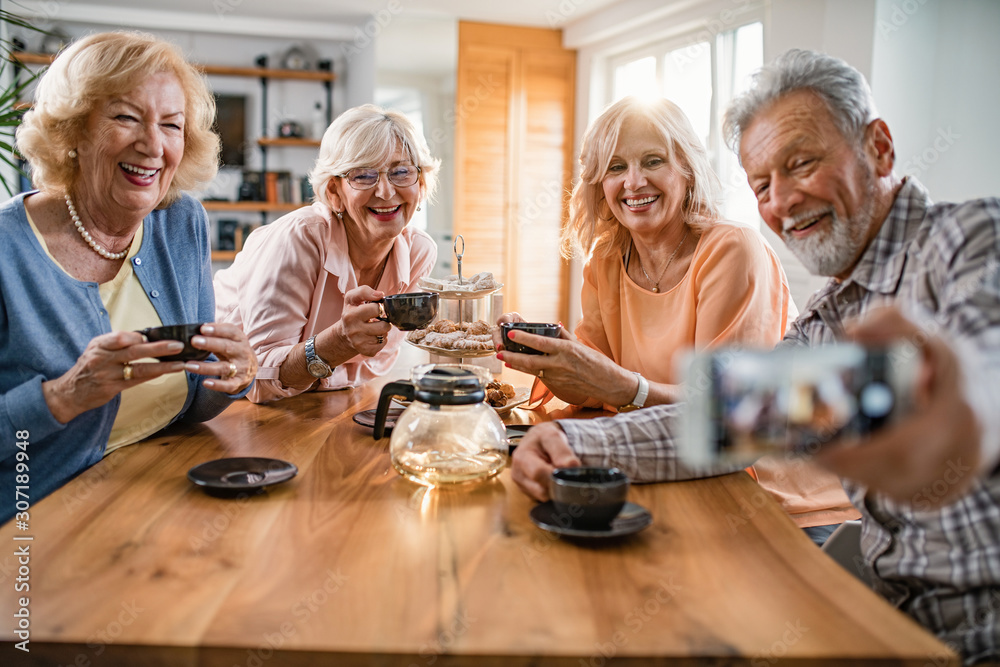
[497,96,857,543]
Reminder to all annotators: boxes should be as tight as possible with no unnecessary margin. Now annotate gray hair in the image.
[308,104,440,210]
[723,49,879,156]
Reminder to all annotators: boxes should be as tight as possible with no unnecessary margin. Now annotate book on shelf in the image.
[264,171,295,204]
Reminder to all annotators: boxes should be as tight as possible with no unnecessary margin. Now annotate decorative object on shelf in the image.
[311,102,326,140]
[40,26,71,55]
[277,120,304,138]
[217,219,239,251]
[254,54,268,69]
[239,171,265,202]
[281,45,308,71]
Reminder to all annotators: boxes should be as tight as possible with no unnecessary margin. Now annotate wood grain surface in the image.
[0,367,957,666]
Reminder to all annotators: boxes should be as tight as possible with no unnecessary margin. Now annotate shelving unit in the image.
[10,52,336,262]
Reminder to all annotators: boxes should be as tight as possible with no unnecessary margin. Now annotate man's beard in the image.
[781,160,876,278]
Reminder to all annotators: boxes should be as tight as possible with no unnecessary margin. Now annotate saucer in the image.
[352,407,404,431]
[505,424,533,450]
[529,501,652,539]
[187,457,297,496]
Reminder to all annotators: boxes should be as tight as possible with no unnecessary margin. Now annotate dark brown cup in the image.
[139,323,211,362]
[500,322,560,355]
[550,467,629,529]
[376,292,439,331]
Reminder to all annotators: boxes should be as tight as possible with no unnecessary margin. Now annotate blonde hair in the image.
[563,96,721,260]
[16,31,219,206]
[308,104,441,210]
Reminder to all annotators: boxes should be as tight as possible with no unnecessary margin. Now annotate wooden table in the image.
[0,366,957,666]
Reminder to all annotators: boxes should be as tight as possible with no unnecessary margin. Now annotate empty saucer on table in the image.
[187,457,297,496]
[529,501,652,539]
[352,407,404,431]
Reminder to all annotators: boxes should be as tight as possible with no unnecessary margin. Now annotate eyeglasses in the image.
[336,165,421,190]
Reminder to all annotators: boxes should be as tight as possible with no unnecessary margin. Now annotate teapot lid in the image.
[412,365,487,405]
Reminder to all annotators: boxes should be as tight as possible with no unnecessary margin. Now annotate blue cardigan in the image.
[0,192,248,522]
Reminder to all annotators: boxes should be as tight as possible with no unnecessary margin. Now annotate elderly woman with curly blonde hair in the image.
[214,104,441,403]
[0,31,257,521]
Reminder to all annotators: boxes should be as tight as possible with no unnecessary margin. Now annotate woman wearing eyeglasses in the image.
[213,104,440,403]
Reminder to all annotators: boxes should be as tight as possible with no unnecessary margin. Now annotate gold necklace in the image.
[637,228,688,293]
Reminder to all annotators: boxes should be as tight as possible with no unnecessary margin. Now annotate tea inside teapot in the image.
[375,364,508,486]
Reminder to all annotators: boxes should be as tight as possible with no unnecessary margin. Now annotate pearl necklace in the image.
[65,194,129,260]
[637,228,688,293]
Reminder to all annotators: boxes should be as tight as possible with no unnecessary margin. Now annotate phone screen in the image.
[681,343,918,466]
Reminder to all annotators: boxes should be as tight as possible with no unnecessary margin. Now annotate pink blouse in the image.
[214,203,436,403]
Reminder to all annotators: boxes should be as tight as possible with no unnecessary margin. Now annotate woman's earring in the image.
[68,149,77,159]
[335,210,343,220]
[416,203,421,212]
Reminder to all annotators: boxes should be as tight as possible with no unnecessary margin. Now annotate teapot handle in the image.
[374,381,415,440]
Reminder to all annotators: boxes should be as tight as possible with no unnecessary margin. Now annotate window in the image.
[608,21,763,226]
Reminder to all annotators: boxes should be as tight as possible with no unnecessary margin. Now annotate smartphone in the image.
[679,343,920,467]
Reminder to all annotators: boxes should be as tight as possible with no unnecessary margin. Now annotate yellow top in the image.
[26,211,188,454]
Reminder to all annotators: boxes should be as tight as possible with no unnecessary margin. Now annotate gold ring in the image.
[538,369,544,379]
[226,361,238,379]
[122,363,133,381]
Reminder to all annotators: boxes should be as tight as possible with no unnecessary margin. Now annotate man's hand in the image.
[510,422,582,501]
[816,308,981,506]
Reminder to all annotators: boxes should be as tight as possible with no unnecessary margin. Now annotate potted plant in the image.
[1,11,50,196]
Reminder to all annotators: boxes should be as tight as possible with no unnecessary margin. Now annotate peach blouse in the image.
[213,203,436,404]
[566,222,858,528]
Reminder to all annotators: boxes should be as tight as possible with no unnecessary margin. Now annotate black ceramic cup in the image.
[500,322,560,355]
[139,323,211,362]
[549,467,629,529]
[376,292,439,331]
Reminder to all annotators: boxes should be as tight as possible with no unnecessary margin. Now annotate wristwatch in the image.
[618,372,649,412]
[304,335,333,379]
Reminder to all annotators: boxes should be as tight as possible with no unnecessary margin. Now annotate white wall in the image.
[871,0,1000,203]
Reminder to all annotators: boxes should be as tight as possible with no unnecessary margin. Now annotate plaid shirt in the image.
[561,179,1000,663]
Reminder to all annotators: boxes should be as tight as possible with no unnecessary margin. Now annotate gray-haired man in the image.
[512,50,1000,663]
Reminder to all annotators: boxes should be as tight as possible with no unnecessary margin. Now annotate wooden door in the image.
[454,22,575,324]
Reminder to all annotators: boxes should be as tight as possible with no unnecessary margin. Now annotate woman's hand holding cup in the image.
[184,323,258,394]
[41,331,188,425]
[336,285,391,357]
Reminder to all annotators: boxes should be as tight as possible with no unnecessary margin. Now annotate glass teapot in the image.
[373,364,508,486]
